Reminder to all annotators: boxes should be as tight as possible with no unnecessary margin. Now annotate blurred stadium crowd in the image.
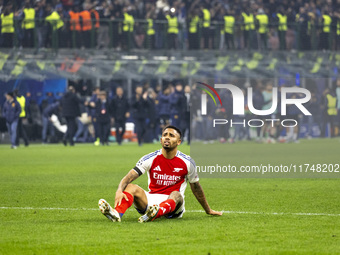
[1,0,340,148]
[1,80,340,148]
[1,0,340,50]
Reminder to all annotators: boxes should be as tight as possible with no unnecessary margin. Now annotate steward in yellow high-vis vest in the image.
[22,3,36,48]
[202,8,210,28]
[187,8,200,50]
[123,12,134,32]
[326,90,338,137]
[22,8,35,29]
[277,13,287,31]
[1,6,14,48]
[166,9,178,49]
[336,13,340,50]
[327,93,337,116]
[256,12,268,34]
[222,9,235,50]
[319,11,331,50]
[166,14,178,34]
[16,96,26,118]
[200,5,211,49]
[13,90,29,147]
[256,9,268,49]
[45,11,64,31]
[276,8,287,50]
[322,14,332,33]
[242,9,256,49]
[45,6,64,48]
[146,12,155,49]
[121,7,135,50]
[296,8,312,50]
[147,19,155,36]
[242,11,255,31]
[189,14,199,34]
[1,12,14,33]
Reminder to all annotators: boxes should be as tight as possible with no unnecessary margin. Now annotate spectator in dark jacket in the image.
[42,101,60,143]
[156,85,171,131]
[144,88,158,143]
[131,86,149,146]
[110,87,129,145]
[181,85,191,144]
[252,82,264,139]
[95,91,112,145]
[87,87,100,145]
[2,92,21,149]
[60,86,81,146]
[169,83,186,127]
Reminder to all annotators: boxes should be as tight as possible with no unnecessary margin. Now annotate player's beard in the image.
[162,140,176,151]
[163,145,174,151]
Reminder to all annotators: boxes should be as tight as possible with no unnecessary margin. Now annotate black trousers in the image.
[202,27,210,49]
[81,30,92,48]
[115,120,126,145]
[224,33,234,49]
[188,32,199,49]
[134,118,146,145]
[64,116,77,145]
[278,30,286,50]
[167,33,177,49]
[147,34,155,49]
[16,117,29,146]
[98,121,111,144]
[319,32,330,50]
[2,33,13,48]
[23,29,34,48]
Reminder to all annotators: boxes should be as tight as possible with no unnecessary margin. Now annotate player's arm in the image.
[114,169,139,207]
[190,181,222,216]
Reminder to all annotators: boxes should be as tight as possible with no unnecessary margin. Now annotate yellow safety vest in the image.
[322,14,331,33]
[224,15,235,34]
[256,14,268,33]
[45,11,64,30]
[189,15,199,33]
[166,15,178,34]
[1,13,14,33]
[327,94,337,115]
[337,22,340,35]
[16,96,26,118]
[277,13,287,31]
[22,8,35,29]
[147,19,155,35]
[202,9,210,28]
[123,13,134,32]
[242,12,255,30]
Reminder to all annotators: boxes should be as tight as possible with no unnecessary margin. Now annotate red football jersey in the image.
[134,150,199,196]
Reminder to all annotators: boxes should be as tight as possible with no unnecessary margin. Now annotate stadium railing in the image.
[4,18,336,51]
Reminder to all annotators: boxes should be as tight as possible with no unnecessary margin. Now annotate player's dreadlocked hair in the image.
[162,125,183,140]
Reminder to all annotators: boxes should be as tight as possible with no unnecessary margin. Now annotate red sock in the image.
[155,199,176,219]
[115,192,134,217]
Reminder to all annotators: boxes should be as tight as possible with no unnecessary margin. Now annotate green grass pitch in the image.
[0,139,339,254]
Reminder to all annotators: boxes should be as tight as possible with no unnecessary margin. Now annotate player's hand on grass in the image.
[115,191,129,207]
[206,209,223,216]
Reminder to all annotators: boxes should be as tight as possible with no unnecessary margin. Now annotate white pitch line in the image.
[0,206,97,211]
[188,210,340,217]
[0,207,339,217]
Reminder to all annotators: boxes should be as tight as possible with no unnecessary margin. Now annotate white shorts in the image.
[136,191,185,219]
